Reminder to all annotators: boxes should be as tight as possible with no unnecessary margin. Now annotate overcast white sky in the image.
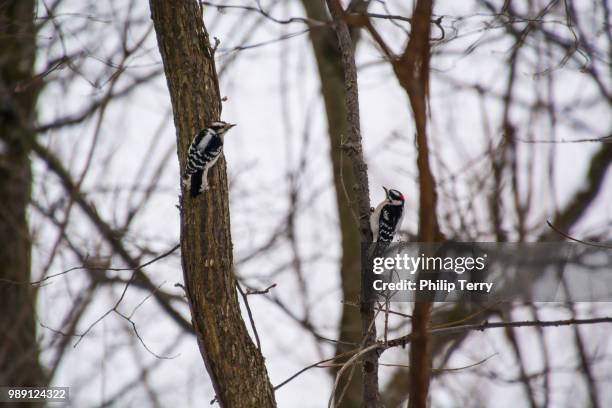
[28,0,612,406]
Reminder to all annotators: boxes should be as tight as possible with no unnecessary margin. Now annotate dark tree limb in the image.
[0,0,47,390]
[300,0,369,405]
[324,0,372,239]
[149,1,276,406]
[390,1,440,407]
[324,0,376,406]
[547,144,612,237]
[32,141,193,333]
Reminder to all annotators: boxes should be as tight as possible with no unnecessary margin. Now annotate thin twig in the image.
[27,243,180,286]
[236,282,262,351]
[246,283,277,295]
[546,221,612,249]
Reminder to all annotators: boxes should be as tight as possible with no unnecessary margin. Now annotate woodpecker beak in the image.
[382,186,389,198]
[219,123,236,135]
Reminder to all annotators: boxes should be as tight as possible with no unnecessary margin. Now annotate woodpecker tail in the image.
[189,172,203,197]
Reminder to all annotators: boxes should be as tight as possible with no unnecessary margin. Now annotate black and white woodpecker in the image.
[182,121,235,197]
[370,186,405,242]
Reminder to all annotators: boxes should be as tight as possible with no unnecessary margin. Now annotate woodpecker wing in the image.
[183,127,226,197]
[197,133,223,164]
[183,128,222,177]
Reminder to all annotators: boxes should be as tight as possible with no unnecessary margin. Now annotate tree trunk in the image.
[299,2,363,406]
[0,0,47,396]
[324,0,376,406]
[148,1,276,406]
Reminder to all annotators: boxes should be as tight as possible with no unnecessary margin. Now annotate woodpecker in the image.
[370,187,405,242]
[182,121,235,197]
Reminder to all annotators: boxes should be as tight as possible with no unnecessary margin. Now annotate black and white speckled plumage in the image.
[370,187,405,242]
[182,121,235,197]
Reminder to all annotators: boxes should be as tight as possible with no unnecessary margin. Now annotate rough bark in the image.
[324,1,376,406]
[148,1,276,406]
[0,0,47,395]
[299,1,367,406]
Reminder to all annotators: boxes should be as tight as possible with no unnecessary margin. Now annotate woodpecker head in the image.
[383,186,405,205]
[210,121,236,136]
